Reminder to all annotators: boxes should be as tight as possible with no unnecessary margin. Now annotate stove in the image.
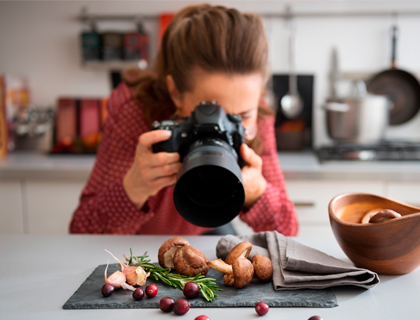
[317,141,420,162]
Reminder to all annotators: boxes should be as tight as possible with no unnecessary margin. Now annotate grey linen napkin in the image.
[216,231,380,290]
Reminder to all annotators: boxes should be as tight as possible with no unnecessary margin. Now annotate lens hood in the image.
[173,139,245,228]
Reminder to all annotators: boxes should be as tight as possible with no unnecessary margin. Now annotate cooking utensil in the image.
[329,47,340,99]
[323,80,391,144]
[367,25,420,125]
[280,16,303,119]
[329,192,420,275]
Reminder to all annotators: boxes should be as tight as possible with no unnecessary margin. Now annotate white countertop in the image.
[0,234,419,320]
[1,151,420,181]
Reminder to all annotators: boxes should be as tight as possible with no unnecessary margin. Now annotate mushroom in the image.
[252,254,273,282]
[173,245,209,277]
[225,241,253,265]
[158,237,190,269]
[231,258,254,288]
[208,241,255,288]
[223,274,234,286]
[210,258,254,288]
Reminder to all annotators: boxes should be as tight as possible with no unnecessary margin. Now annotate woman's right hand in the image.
[123,130,181,209]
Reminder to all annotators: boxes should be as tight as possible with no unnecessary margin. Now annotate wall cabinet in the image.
[232,180,386,238]
[0,180,24,234]
[0,178,86,235]
[25,180,86,234]
[385,182,420,208]
[2,177,420,236]
[286,180,385,238]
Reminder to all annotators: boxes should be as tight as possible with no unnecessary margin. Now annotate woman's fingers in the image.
[240,143,262,168]
[143,162,182,181]
[148,173,179,194]
[149,151,180,167]
[138,130,172,151]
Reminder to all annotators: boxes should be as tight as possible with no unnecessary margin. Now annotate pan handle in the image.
[391,25,398,69]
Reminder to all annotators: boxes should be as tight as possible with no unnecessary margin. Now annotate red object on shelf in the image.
[158,13,174,46]
[100,97,108,128]
[0,76,7,157]
[56,98,77,143]
[79,99,100,139]
[123,31,149,62]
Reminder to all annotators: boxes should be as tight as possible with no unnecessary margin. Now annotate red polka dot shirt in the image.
[69,83,298,236]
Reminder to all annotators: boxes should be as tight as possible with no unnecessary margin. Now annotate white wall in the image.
[1,0,420,147]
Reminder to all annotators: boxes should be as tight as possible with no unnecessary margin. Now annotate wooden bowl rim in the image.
[328,192,420,227]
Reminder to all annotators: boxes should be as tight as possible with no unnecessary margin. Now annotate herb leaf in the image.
[126,249,221,302]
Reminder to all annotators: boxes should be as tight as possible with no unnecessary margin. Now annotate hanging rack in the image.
[76,9,420,22]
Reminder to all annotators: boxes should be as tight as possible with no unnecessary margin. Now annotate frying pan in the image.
[367,25,420,125]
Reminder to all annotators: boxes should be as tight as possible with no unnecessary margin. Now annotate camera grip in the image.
[152,138,177,153]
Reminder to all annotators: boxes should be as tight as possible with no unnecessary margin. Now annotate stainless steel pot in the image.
[323,81,391,144]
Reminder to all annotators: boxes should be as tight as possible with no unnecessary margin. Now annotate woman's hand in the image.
[240,143,267,209]
[123,130,181,209]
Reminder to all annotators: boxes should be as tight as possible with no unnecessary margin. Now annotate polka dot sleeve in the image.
[69,83,156,234]
[239,117,299,236]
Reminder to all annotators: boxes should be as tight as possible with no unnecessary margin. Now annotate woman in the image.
[70,4,298,236]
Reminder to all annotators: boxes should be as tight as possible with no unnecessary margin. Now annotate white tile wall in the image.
[1,1,420,146]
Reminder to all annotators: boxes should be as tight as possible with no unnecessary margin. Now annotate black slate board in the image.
[63,264,338,309]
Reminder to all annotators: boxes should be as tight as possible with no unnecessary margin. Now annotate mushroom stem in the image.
[207,259,233,275]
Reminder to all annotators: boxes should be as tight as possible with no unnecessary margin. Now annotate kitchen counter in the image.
[1,151,420,181]
[0,234,419,319]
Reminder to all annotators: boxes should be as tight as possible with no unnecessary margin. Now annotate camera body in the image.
[152,101,245,167]
[151,101,246,228]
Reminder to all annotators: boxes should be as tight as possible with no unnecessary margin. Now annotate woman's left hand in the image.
[239,143,267,209]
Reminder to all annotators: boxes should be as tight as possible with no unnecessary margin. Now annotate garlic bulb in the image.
[105,249,149,288]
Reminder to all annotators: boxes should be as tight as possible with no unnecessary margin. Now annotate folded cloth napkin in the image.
[216,231,380,290]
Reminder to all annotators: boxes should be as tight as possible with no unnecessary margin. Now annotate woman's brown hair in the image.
[125,4,272,153]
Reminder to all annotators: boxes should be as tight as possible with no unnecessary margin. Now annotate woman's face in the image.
[167,70,264,140]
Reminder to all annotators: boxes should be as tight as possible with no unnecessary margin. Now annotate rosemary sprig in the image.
[125,249,221,302]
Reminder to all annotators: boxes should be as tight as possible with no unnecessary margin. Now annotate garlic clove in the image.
[104,262,127,288]
[124,266,150,286]
[120,282,136,291]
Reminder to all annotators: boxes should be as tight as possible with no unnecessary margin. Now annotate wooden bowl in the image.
[329,193,420,275]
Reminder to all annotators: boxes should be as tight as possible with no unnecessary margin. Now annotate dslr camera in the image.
[152,101,246,228]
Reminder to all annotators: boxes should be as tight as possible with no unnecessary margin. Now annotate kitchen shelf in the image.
[76,10,420,22]
[341,71,420,81]
[82,61,141,71]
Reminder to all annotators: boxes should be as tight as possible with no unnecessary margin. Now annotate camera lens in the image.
[183,165,239,207]
[173,139,245,228]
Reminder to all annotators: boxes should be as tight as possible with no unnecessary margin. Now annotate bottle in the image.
[80,19,101,62]
[123,21,149,69]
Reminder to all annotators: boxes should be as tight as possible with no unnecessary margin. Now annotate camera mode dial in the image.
[227,114,242,123]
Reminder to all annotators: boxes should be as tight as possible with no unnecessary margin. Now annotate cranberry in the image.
[173,298,190,315]
[145,283,158,298]
[255,301,269,316]
[183,281,200,299]
[159,297,175,312]
[195,316,210,320]
[101,283,114,297]
[132,288,145,301]
[308,317,323,320]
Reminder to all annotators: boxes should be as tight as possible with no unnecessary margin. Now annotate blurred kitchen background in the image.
[1,0,420,237]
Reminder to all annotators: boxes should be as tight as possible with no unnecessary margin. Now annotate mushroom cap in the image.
[158,237,190,269]
[232,257,254,289]
[173,245,209,277]
[225,241,253,265]
[252,254,273,282]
